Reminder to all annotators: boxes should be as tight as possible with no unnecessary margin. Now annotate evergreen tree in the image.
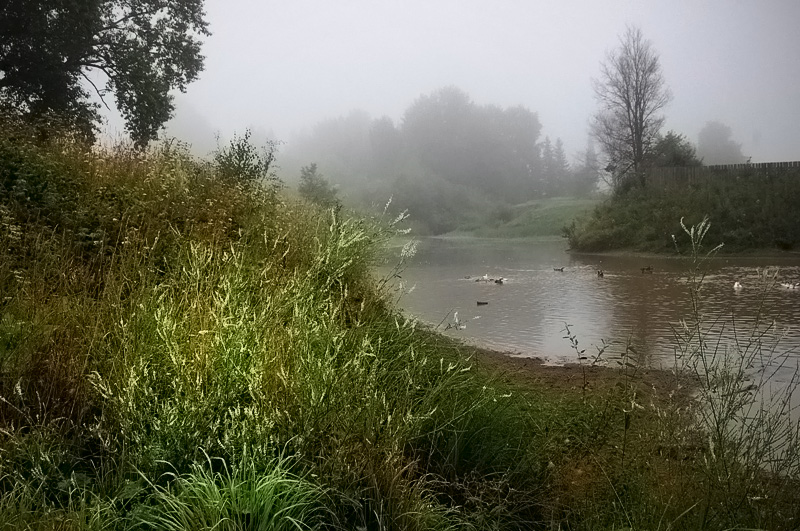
[553,138,570,181]
[572,140,601,197]
[298,163,339,208]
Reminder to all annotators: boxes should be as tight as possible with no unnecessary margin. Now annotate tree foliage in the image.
[0,0,209,147]
[591,26,671,192]
[697,121,747,165]
[650,131,701,167]
[401,86,543,199]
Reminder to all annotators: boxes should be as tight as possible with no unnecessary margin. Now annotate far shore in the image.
[567,246,800,259]
[389,233,800,260]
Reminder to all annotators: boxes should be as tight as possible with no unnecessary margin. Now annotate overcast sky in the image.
[121,0,800,163]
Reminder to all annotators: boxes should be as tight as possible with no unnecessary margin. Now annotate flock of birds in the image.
[470,273,505,284]
[466,266,800,293]
[449,265,798,331]
[735,280,799,290]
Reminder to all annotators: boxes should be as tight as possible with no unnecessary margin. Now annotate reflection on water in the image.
[385,237,800,377]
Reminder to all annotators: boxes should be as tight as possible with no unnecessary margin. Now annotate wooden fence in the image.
[644,161,800,190]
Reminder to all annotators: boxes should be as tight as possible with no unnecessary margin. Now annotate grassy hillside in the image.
[1,119,798,529]
[565,175,800,253]
[472,197,600,238]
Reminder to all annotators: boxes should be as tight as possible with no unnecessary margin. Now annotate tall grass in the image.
[0,119,559,528]
[667,217,800,528]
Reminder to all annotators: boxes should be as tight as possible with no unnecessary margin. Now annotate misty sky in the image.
[115,0,800,163]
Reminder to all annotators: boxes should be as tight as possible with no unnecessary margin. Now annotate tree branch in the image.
[81,71,111,111]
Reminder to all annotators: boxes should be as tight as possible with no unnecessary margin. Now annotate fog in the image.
[104,0,799,164]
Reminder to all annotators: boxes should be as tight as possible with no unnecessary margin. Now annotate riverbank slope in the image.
[1,124,797,529]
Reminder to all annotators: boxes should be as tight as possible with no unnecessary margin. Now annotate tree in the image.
[552,138,570,180]
[591,26,671,191]
[571,140,601,197]
[401,86,477,185]
[401,87,543,199]
[369,116,404,176]
[541,137,554,181]
[298,163,338,208]
[697,121,747,165]
[0,0,209,147]
[650,131,701,167]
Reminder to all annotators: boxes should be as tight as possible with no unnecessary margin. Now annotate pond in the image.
[382,237,800,384]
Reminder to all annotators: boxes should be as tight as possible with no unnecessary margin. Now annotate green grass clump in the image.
[1,116,798,530]
[133,455,327,530]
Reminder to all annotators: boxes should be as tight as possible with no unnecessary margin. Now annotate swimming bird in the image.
[780,282,798,289]
[641,266,653,274]
[734,281,743,290]
[477,301,489,306]
[447,311,465,330]
[553,267,564,272]
[494,278,504,284]
[597,270,604,277]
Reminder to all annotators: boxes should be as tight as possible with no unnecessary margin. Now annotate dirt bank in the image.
[469,345,697,401]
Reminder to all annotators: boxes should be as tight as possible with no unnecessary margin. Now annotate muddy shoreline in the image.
[468,345,697,399]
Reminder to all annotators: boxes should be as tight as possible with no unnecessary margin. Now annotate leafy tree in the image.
[591,26,671,192]
[650,131,701,167]
[287,110,372,187]
[401,86,542,199]
[697,121,747,165]
[298,163,338,208]
[0,0,210,147]
[401,86,477,185]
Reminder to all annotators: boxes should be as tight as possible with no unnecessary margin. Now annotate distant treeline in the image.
[281,86,600,234]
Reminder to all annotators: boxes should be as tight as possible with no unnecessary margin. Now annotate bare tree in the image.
[591,26,671,191]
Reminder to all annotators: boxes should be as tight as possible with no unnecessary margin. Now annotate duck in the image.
[641,266,653,274]
[553,267,564,272]
[494,277,505,284]
[734,281,743,290]
[477,301,489,306]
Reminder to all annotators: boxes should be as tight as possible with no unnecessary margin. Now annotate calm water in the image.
[384,237,800,381]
